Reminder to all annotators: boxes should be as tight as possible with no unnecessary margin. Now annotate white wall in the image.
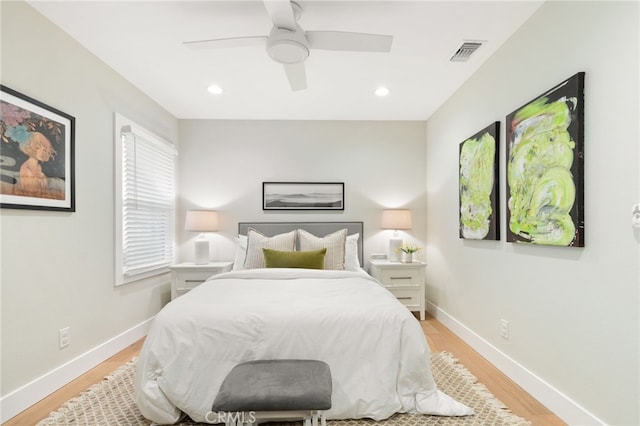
[177,120,427,263]
[0,1,178,418]
[425,2,639,425]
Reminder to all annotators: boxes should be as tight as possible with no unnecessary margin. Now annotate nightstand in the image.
[368,259,426,320]
[170,262,233,300]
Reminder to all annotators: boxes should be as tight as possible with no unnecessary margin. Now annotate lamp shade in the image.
[185,210,219,232]
[381,209,412,230]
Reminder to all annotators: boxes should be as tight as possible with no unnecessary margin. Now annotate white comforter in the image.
[135,269,472,424]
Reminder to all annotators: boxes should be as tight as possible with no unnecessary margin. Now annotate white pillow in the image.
[298,228,347,270]
[243,229,296,269]
[232,235,248,271]
[345,233,361,271]
[234,229,360,271]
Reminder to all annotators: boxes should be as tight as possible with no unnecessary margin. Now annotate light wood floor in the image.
[421,315,566,426]
[4,314,565,426]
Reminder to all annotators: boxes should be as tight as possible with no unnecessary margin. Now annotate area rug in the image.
[37,352,530,425]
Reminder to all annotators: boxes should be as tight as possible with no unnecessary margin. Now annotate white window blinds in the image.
[114,113,177,285]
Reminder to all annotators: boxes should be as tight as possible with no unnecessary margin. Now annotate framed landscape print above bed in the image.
[263,182,344,210]
[505,72,585,247]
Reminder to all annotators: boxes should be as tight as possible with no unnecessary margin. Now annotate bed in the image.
[135,222,472,424]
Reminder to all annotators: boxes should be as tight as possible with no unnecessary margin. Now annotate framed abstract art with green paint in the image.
[506,72,585,247]
[459,121,500,240]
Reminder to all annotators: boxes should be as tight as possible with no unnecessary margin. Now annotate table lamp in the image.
[381,209,412,262]
[185,210,219,264]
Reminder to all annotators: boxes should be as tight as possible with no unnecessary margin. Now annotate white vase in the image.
[404,252,413,263]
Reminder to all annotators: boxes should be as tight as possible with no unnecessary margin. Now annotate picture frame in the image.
[459,121,500,241]
[0,85,75,211]
[505,72,585,247]
[263,182,344,210]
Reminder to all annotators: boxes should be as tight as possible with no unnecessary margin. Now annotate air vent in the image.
[450,41,484,62]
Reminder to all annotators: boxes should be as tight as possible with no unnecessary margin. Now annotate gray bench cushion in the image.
[212,359,332,412]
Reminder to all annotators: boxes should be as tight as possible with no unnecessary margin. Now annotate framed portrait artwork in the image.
[263,182,344,210]
[0,85,75,211]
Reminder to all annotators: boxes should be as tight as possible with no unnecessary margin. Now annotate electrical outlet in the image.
[500,319,509,340]
[59,327,70,349]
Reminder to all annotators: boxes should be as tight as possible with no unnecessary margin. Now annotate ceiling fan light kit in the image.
[267,26,309,64]
[184,0,393,91]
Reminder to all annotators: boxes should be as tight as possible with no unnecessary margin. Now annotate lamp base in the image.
[194,239,210,265]
[388,237,402,262]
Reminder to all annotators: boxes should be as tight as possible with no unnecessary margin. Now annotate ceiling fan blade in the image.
[306,31,393,52]
[263,0,297,29]
[283,62,307,91]
[183,36,266,50]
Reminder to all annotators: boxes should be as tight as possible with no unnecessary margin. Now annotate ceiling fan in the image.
[183,0,393,91]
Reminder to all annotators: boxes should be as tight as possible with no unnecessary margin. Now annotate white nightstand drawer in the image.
[386,286,420,306]
[378,269,420,286]
[170,262,233,300]
[176,271,212,291]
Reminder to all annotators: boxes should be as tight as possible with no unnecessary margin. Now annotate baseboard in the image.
[0,317,153,423]
[426,302,605,426]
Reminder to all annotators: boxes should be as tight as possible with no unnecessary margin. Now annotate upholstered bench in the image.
[212,359,332,426]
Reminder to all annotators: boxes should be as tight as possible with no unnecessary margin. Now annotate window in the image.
[114,113,177,285]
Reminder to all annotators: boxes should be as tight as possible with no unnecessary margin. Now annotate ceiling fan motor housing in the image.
[267,25,309,64]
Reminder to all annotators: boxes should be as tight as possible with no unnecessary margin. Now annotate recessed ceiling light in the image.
[207,85,223,95]
[375,87,390,97]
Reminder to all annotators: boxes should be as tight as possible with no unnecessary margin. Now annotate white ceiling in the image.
[27,0,543,120]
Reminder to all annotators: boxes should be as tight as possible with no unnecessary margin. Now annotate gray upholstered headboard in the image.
[238,222,364,267]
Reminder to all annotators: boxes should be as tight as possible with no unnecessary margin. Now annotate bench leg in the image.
[241,412,256,426]
[307,411,321,426]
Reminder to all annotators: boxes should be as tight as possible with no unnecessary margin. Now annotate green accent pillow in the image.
[262,248,327,269]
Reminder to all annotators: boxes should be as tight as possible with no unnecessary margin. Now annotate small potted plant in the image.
[399,243,421,263]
